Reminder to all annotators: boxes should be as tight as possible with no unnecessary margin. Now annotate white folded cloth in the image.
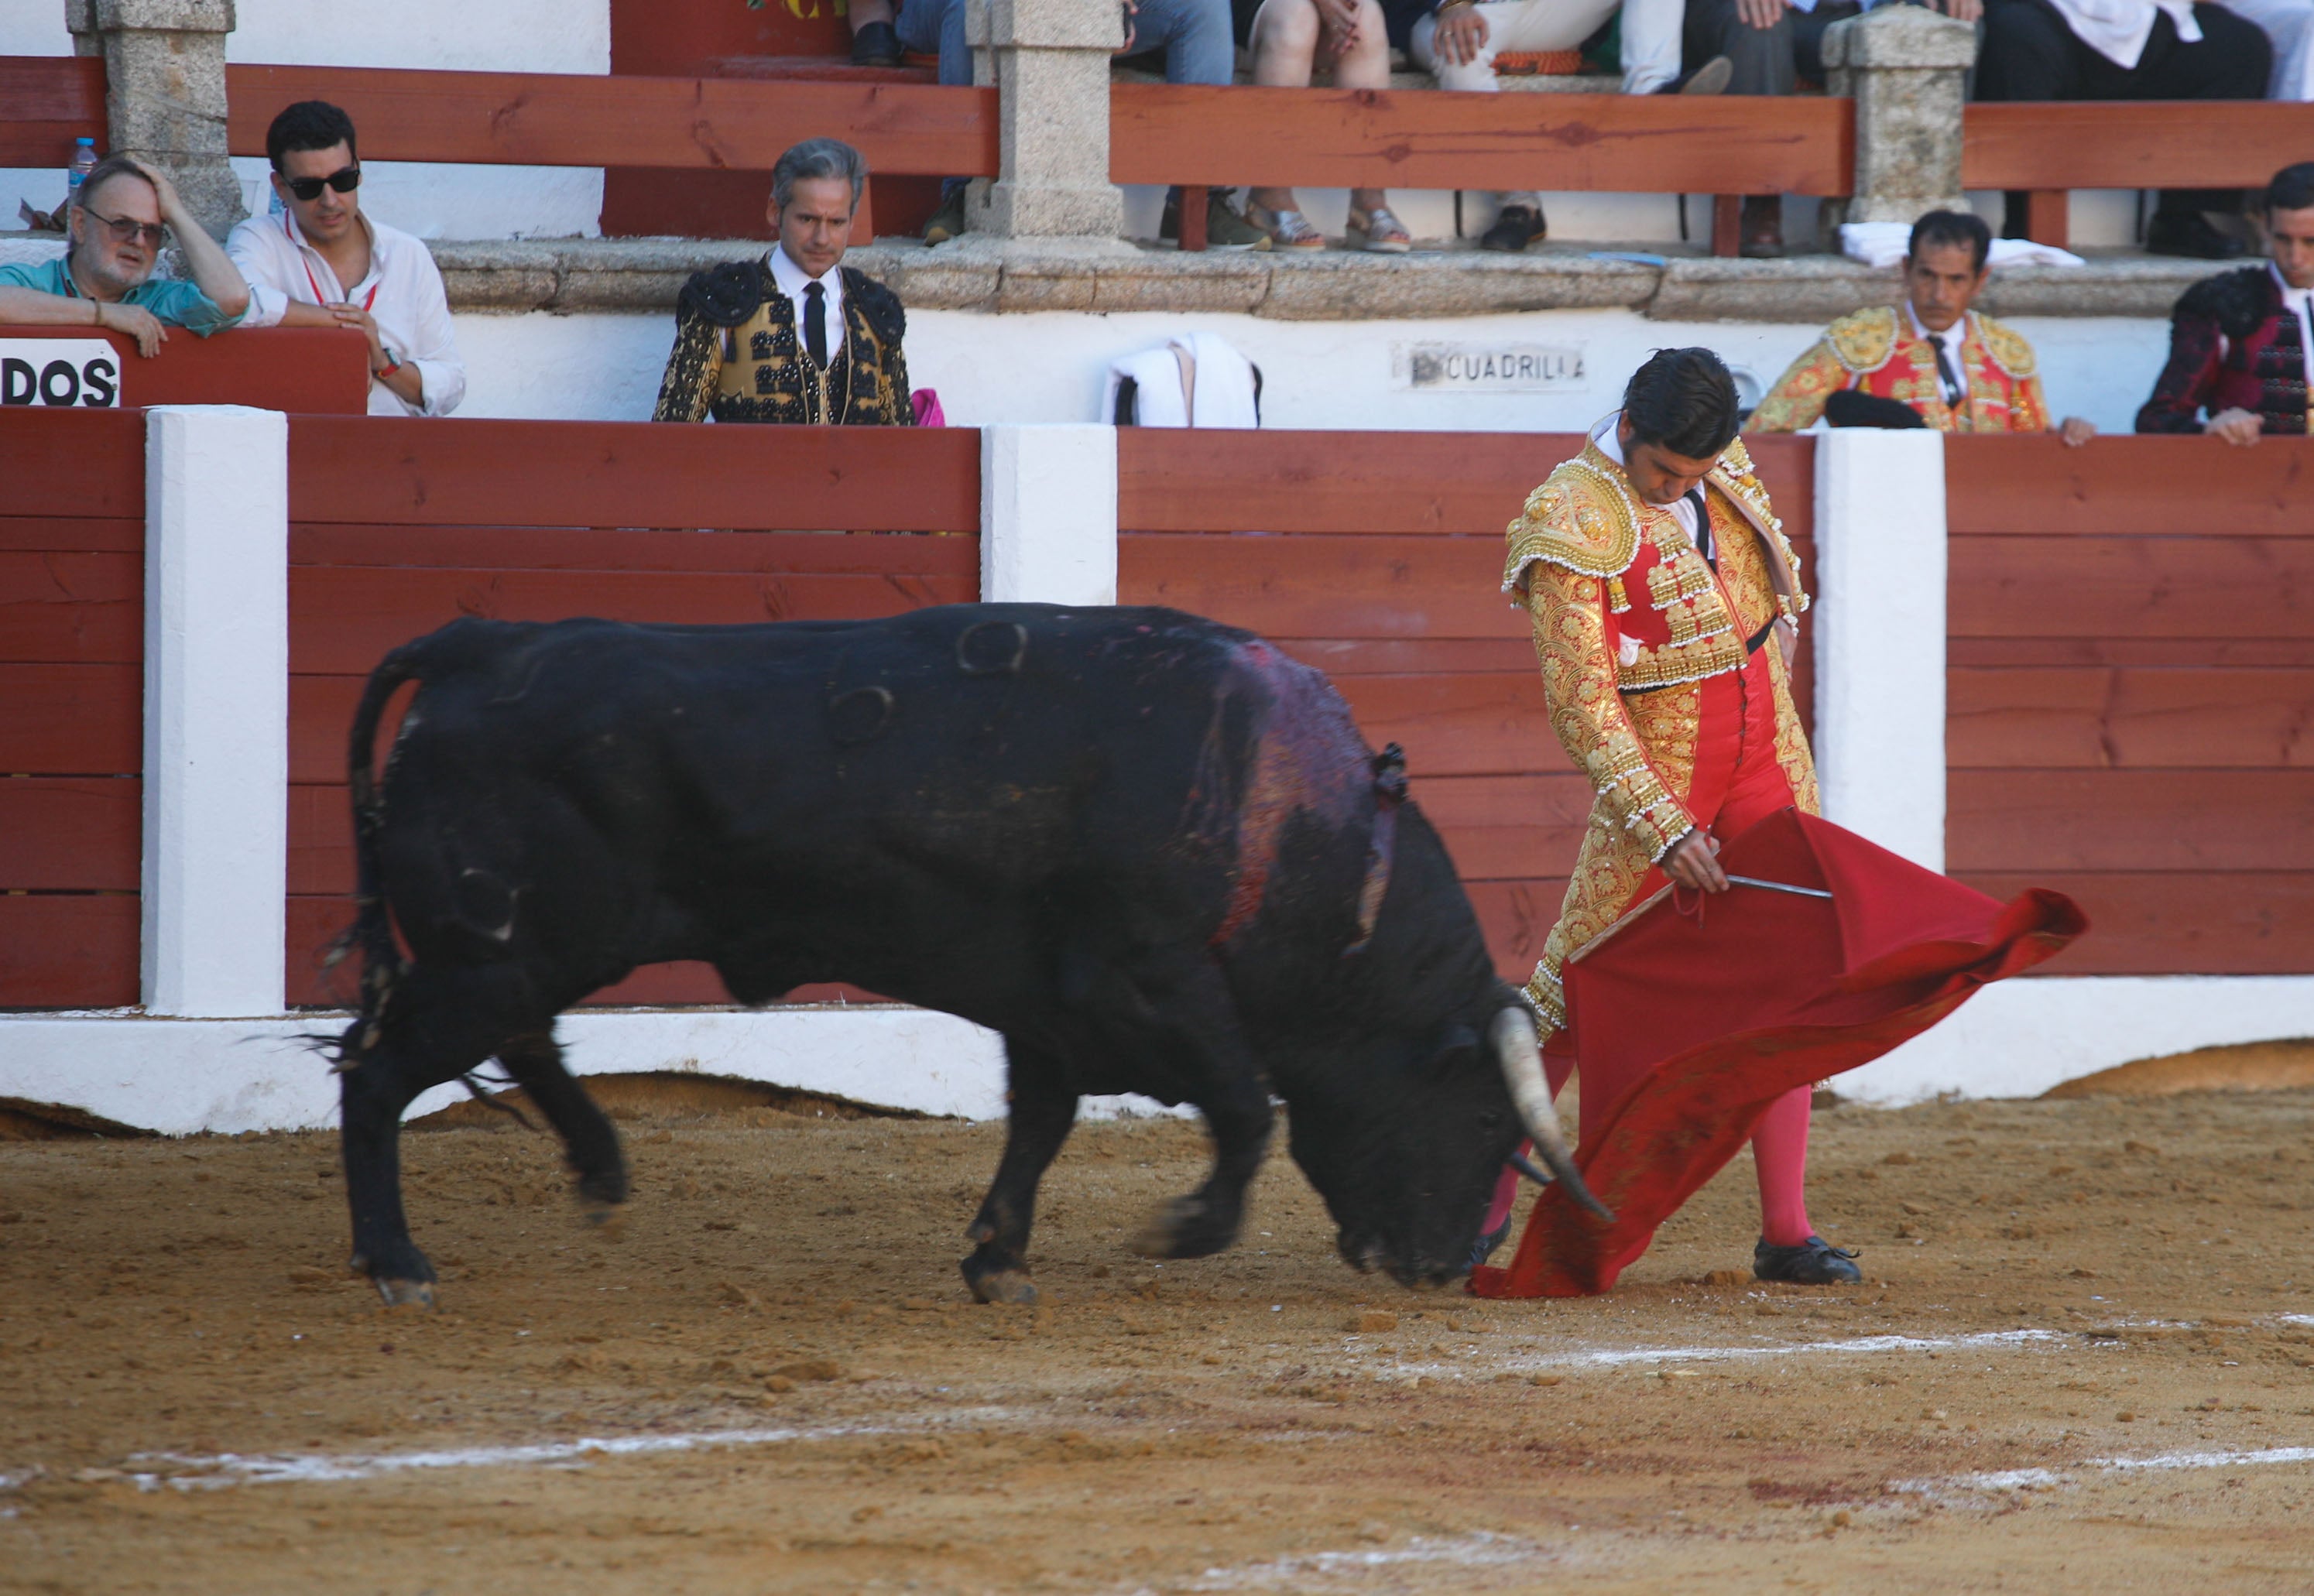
[1102,331,1260,427]
[1839,221,2086,271]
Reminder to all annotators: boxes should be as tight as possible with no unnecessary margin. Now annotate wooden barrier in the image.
[1961,101,2314,248]
[1117,428,1817,988]
[283,416,982,1009]
[0,327,372,415]
[1945,433,2314,974]
[0,409,144,1009]
[0,56,104,169]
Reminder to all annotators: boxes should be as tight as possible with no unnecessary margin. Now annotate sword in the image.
[1726,874,1833,900]
[1568,875,1833,963]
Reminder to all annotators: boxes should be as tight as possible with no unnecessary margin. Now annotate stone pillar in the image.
[963,0,1126,241]
[66,0,245,240]
[1821,3,1976,227]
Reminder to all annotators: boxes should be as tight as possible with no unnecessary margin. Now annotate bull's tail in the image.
[329,639,437,1066]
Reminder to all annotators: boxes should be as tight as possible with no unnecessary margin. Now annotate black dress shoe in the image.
[852,19,903,67]
[2145,210,2246,261]
[1753,1235,1861,1285]
[1480,205,1546,253]
[1466,1215,1514,1272]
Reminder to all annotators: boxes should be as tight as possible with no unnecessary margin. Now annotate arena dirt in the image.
[5,1084,2314,1593]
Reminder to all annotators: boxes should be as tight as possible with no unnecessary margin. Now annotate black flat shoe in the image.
[1753,1235,1861,1285]
[1466,1215,1514,1272]
[851,19,903,67]
[2145,211,2246,261]
[1479,205,1546,253]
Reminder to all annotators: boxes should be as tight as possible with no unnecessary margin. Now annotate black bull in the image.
[333,605,1604,1307]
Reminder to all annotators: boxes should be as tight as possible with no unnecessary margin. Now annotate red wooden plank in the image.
[1949,667,2314,769]
[0,409,142,519]
[0,516,141,554]
[1962,101,2314,192]
[1119,429,1580,535]
[0,893,139,1009]
[290,523,984,576]
[226,64,998,176]
[287,565,977,676]
[0,777,139,891]
[1466,878,1568,982]
[1949,536,2314,639]
[1122,534,1529,642]
[0,552,139,665]
[1948,769,2314,872]
[1956,872,2314,976]
[0,327,370,415]
[0,55,105,166]
[287,416,982,533]
[1263,637,1537,676]
[1110,83,1852,195]
[1944,434,2314,538]
[1951,639,2314,668]
[0,663,140,775]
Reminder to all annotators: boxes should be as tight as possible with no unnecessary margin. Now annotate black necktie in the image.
[1933,339,1964,409]
[803,280,828,370]
[1683,488,1712,565]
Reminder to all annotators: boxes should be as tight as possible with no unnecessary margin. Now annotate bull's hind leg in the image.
[338,966,530,1307]
[495,1029,628,1224]
[961,1037,1078,1307]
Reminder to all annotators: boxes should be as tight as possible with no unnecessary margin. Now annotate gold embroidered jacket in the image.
[651,259,916,426]
[1503,434,1817,1036]
[1748,305,2051,434]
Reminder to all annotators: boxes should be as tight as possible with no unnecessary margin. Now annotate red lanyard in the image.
[300,252,378,312]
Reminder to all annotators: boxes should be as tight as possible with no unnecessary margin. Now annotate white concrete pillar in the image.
[142,404,289,1016]
[980,423,1117,605]
[1809,427,1945,872]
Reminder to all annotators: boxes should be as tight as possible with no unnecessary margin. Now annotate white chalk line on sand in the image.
[1893,1446,2314,1498]
[1379,1325,2086,1381]
[1129,1531,1563,1594]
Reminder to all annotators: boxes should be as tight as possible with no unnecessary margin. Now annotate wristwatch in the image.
[374,354,402,379]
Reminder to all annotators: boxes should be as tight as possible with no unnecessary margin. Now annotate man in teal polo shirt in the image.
[0,155,249,357]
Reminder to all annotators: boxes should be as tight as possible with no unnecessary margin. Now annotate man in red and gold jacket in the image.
[2137,162,2314,444]
[1750,210,2093,444]
[1493,348,1859,1286]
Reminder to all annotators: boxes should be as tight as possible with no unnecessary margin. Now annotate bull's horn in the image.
[1490,1007,1614,1222]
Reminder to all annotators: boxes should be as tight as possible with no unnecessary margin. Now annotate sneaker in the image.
[923,189,967,245]
[1740,194,1784,259]
[1159,186,1272,252]
[1680,54,1733,94]
[1752,1235,1862,1286]
[850,19,903,67]
[2145,210,2247,261]
[1479,204,1546,253]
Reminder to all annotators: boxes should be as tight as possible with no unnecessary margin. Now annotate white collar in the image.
[1906,300,1968,354]
[767,244,842,301]
[2271,259,2313,309]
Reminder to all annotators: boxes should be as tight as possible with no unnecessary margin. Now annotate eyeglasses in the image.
[84,210,166,248]
[280,166,361,202]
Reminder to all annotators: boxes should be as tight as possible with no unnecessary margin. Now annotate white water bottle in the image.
[66,137,97,201]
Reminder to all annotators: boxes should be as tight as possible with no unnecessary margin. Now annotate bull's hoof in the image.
[961,1258,1038,1307]
[581,1204,628,1241]
[1130,1195,1238,1260]
[373,1276,437,1310]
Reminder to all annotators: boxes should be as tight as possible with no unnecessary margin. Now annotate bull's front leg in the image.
[1132,1066,1271,1261]
[962,1036,1079,1307]
[339,1044,448,1307]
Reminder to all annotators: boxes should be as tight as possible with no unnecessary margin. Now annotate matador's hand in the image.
[1661,830,1728,894]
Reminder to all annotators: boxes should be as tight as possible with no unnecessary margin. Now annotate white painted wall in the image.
[451,303,2175,437]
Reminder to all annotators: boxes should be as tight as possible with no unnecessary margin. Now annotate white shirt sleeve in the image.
[396,247,465,419]
[225,218,293,330]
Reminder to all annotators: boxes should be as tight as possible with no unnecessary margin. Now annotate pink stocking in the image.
[1749,1084,1815,1245]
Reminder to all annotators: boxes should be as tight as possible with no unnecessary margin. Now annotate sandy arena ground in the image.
[5,1080,2314,1594]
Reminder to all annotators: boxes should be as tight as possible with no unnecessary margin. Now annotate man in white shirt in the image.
[1976,0,2271,258]
[228,100,466,418]
[651,138,915,426]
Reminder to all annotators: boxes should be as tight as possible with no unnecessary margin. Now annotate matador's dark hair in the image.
[1622,348,1740,461]
[1908,207,1991,273]
[2266,161,2314,216]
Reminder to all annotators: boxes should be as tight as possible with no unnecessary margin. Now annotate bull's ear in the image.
[1421,1023,1479,1078]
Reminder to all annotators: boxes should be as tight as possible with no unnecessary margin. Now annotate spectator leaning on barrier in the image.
[2137,161,2314,440]
[1684,0,1982,259]
[654,139,915,426]
[906,0,1269,250]
[1750,208,2095,441]
[1387,0,1730,253]
[0,155,249,356]
[1976,0,2270,259]
[1244,0,1413,249]
[228,101,465,417]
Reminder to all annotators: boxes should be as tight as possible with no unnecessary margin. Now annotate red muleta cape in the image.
[1470,807,2086,1300]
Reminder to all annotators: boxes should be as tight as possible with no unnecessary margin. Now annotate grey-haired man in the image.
[652,138,916,425]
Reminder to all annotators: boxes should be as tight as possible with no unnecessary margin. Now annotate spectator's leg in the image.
[1620,0,1689,94]
[897,0,972,236]
[1685,0,1795,253]
[2211,0,2314,98]
[850,0,903,67]
[2134,5,2272,254]
[1973,0,2087,239]
[1248,0,1326,240]
[1143,0,1274,249]
[1791,0,1860,82]
[1409,2,1552,248]
[1334,0,1407,241]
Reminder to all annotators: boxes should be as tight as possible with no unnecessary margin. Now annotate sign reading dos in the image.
[2,340,122,408]
[1394,342,1586,394]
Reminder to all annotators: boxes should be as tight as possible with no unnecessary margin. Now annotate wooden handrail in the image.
[0,55,105,169]
[223,63,998,176]
[1110,83,1854,197]
[1962,101,2314,191]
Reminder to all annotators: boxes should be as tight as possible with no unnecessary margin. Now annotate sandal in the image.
[1247,200,1325,251]
[1349,204,1411,253]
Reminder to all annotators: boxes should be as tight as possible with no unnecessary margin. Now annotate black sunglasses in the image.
[280,165,361,202]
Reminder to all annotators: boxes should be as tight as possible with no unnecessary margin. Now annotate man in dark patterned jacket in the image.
[2137,162,2314,443]
[653,138,915,426]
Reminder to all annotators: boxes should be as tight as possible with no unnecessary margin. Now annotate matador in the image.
[1484,347,1860,1286]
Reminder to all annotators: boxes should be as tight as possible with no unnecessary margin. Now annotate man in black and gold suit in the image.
[653,137,915,426]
